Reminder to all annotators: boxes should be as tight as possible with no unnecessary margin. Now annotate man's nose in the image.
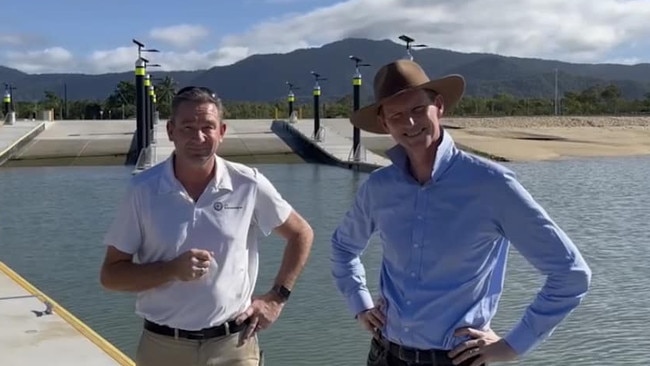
[191,130,206,142]
[401,116,416,127]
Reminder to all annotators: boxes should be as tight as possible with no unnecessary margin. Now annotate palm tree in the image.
[154,76,176,118]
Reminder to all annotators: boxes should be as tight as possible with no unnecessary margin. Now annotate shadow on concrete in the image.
[125,133,139,166]
[270,120,336,166]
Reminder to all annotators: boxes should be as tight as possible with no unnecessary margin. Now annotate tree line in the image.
[3,80,650,121]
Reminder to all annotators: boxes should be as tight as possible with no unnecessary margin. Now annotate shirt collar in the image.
[158,153,233,194]
[385,127,458,183]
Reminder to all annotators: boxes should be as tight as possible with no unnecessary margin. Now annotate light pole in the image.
[132,38,159,160]
[398,34,427,61]
[349,55,370,161]
[554,68,559,115]
[286,81,300,120]
[310,71,327,141]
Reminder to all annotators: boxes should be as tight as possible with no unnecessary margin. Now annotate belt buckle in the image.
[397,346,424,365]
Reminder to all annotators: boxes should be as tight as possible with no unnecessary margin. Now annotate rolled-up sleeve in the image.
[253,169,293,236]
[330,179,377,317]
[494,170,592,356]
[103,183,143,255]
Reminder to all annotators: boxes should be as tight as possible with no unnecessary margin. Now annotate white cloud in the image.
[0,33,49,47]
[149,24,210,49]
[4,0,650,74]
[604,57,642,65]
[4,47,74,73]
[0,34,28,46]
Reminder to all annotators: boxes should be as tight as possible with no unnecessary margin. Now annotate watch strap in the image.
[272,284,291,301]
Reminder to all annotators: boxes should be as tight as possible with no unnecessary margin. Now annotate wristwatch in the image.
[271,284,291,302]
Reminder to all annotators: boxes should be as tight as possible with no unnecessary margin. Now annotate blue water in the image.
[1,155,649,365]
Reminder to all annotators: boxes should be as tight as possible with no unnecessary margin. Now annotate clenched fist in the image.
[170,249,214,281]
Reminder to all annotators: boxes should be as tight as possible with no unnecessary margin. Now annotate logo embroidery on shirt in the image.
[213,201,243,211]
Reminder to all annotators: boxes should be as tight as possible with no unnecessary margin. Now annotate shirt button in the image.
[410,272,416,277]
[413,244,419,248]
[417,215,423,220]
[404,327,410,332]
[406,300,412,305]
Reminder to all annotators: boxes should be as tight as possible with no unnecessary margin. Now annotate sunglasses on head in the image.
[174,86,217,98]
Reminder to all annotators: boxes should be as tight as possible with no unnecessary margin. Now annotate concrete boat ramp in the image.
[273,119,391,172]
[0,261,134,365]
[1,117,393,171]
[1,118,344,168]
[0,120,47,166]
[133,118,392,173]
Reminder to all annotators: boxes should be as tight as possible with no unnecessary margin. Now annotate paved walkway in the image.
[0,262,134,365]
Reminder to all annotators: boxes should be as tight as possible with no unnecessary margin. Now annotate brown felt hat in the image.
[350,59,465,134]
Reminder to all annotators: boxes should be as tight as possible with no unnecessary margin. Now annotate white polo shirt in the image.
[103,154,293,331]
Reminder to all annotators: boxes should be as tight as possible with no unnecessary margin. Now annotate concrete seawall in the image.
[5,119,306,168]
[0,121,47,167]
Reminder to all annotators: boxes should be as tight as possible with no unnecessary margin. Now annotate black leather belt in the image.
[380,338,482,366]
[385,340,447,364]
[144,319,249,340]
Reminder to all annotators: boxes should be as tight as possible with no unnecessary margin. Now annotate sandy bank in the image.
[444,115,650,128]
[441,116,650,161]
[319,116,650,162]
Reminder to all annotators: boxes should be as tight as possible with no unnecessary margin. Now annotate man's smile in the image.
[404,127,426,138]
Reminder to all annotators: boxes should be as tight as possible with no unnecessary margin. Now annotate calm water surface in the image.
[1,155,649,365]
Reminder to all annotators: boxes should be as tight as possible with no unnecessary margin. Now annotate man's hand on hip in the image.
[448,327,518,366]
[356,297,386,337]
[234,291,286,344]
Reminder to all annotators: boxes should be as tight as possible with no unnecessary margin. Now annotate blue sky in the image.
[1,0,650,74]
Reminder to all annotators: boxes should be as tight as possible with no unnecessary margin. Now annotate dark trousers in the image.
[367,336,483,366]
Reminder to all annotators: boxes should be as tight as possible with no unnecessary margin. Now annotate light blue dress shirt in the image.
[330,129,591,357]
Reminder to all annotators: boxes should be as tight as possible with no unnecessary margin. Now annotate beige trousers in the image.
[135,329,261,366]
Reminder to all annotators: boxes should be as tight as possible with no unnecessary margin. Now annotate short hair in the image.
[170,86,225,122]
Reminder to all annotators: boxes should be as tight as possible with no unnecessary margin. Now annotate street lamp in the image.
[349,55,370,161]
[398,34,427,61]
[310,71,327,141]
[286,81,300,121]
[132,38,160,162]
[132,38,160,60]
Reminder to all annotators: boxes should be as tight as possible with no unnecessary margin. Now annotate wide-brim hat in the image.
[350,59,465,134]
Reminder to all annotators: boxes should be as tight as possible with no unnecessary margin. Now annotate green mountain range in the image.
[2,38,650,103]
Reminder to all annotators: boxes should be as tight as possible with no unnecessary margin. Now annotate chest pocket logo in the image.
[213,201,243,212]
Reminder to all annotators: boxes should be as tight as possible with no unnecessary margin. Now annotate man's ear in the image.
[380,116,389,132]
[166,119,174,141]
[434,94,445,118]
[219,120,227,136]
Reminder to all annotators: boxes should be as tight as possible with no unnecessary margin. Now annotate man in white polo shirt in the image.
[99,86,314,366]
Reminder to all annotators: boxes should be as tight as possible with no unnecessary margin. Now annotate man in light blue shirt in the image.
[331,60,591,366]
